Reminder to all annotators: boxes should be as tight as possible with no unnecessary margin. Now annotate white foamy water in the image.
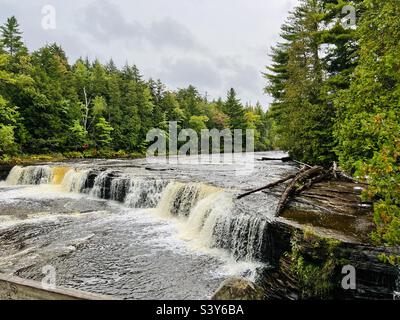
[0,153,294,299]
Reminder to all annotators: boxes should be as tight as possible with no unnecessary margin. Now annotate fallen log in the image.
[145,167,173,172]
[259,156,292,162]
[237,173,298,199]
[276,166,324,216]
[239,160,369,218]
[295,171,332,195]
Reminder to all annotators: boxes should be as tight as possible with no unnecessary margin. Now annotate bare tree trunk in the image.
[237,173,298,200]
[276,166,324,216]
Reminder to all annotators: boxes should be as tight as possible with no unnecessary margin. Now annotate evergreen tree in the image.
[223,88,246,130]
[95,117,113,149]
[265,0,348,165]
[68,120,88,151]
[0,16,27,57]
[176,85,203,124]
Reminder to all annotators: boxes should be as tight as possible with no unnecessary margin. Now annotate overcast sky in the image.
[0,0,299,107]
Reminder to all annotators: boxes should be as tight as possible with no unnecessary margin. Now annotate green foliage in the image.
[68,120,88,150]
[0,15,273,157]
[0,16,27,57]
[288,230,341,299]
[94,117,113,149]
[63,151,84,159]
[0,124,17,155]
[223,88,246,130]
[265,0,360,165]
[189,115,209,133]
[265,0,399,255]
[334,0,400,255]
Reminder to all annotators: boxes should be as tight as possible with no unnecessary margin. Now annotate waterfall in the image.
[6,165,54,185]
[110,176,130,202]
[61,169,92,193]
[4,164,271,263]
[156,182,269,261]
[51,167,71,184]
[90,170,118,200]
[210,212,269,262]
[157,182,220,217]
[5,166,24,185]
[87,170,168,206]
[125,178,168,208]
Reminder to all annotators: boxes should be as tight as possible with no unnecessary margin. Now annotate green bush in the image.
[63,151,84,159]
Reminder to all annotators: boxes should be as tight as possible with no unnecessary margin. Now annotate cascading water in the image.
[2,157,397,300]
[156,182,220,217]
[211,212,270,262]
[3,164,272,263]
[6,165,54,185]
[124,178,168,208]
[5,166,24,185]
[61,168,93,193]
[0,154,297,299]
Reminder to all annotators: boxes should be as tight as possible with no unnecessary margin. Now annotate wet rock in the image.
[0,164,13,181]
[262,219,400,300]
[211,278,265,300]
[84,170,99,190]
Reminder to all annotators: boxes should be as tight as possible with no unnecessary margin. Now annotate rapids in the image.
[0,152,296,299]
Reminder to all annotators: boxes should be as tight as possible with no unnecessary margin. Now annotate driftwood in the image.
[276,166,324,216]
[259,156,292,162]
[145,167,174,172]
[238,160,367,217]
[237,173,298,200]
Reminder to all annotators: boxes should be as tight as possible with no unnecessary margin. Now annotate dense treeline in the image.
[0,16,273,159]
[1,1,399,255]
[265,0,400,255]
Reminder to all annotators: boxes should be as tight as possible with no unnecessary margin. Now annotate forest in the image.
[0,17,273,160]
[0,0,399,255]
[265,0,399,257]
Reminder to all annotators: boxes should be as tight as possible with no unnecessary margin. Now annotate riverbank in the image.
[0,151,145,179]
[1,154,398,300]
[0,150,145,165]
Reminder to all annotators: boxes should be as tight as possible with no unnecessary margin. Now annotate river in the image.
[0,152,296,300]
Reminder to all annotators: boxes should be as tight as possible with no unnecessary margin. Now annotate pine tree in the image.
[223,88,246,130]
[265,0,338,165]
[95,117,113,149]
[0,16,27,57]
[176,85,203,123]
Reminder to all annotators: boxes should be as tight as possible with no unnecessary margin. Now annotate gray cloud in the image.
[0,0,300,106]
[77,0,200,51]
[148,18,198,51]
[77,1,145,43]
[159,57,222,89]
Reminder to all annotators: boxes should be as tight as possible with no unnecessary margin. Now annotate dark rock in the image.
[261,219,400,300]
[84,170,99,190]
[212,278,265,300]
[0,165,13,181]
